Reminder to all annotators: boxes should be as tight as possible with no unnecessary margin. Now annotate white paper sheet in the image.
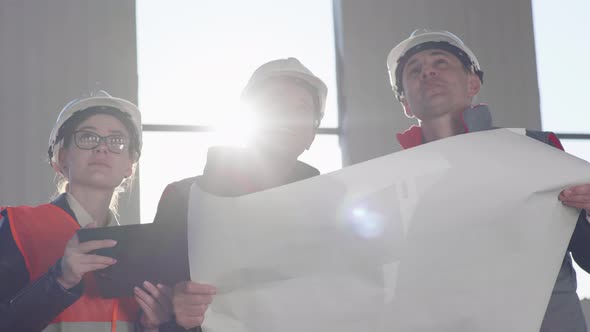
[187,129,590,332]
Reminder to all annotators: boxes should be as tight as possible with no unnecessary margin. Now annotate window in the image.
[136,0,341,223]
[533,0,590,300]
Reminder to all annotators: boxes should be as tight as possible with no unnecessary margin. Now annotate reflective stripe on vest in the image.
[44,321,135,332]
[6,204,138,331]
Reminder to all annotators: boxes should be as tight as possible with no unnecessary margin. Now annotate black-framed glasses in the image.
[73,130,129,154]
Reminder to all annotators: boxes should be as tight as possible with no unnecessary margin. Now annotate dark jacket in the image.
[152,146,320,331]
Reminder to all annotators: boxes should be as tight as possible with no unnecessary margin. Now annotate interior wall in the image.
[335,0,541,165]
[0,0,139,224]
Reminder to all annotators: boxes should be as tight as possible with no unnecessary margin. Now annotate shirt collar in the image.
[65,192,118,227]
[201,146,320,196]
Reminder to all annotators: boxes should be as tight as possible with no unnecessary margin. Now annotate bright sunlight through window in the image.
[136,0,341,223]
[533,0,590,300]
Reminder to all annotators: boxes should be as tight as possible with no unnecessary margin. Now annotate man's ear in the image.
[401,98,414,118]
[467,73,481,98]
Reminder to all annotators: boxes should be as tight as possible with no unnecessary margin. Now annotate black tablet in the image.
[77,223,190,298]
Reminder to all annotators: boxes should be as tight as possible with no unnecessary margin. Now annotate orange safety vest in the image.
[6,204,139,332]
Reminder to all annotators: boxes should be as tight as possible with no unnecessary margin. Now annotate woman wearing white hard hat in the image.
[152,58,328,330]
[0,92,173,331]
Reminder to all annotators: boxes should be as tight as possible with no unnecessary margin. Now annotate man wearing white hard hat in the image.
[387,29,590,331]
[0,92,177,331]
[152,57,328,330]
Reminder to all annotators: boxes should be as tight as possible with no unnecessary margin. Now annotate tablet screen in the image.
[77,223,189,298]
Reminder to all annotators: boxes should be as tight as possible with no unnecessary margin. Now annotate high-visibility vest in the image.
[6,204,138,332]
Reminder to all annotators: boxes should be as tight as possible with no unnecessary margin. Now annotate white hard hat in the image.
[241,57,328,128]
[48,91,142,168]
[387,29,484,100]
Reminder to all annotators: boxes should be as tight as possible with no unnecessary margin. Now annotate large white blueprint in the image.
[187,129,590,332]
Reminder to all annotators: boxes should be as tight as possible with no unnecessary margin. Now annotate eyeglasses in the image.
[73,130,129,154]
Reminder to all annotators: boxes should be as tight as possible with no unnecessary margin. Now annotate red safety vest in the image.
[6,204,138,332]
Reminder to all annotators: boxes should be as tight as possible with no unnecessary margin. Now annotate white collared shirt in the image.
[65,192,118,227]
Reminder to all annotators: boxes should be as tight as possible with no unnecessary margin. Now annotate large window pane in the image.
[532,0,590,133]
[139,132,341,223]
[561,139,590,300]
[136,0,338,128]
[534,0,590,300]
[139,131,214,224]
[562,140,590,164]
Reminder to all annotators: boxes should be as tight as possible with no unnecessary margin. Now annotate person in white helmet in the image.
[152,57,328,330]
[387,29,590,331]
[0,92,174,331]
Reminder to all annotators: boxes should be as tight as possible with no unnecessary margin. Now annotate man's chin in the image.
[421,90,449,103]
[414,107,456,121]
[254,143,301,162]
